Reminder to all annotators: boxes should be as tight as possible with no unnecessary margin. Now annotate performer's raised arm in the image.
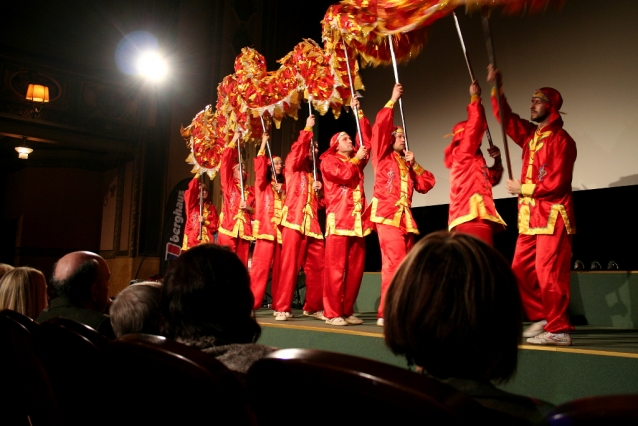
[487,65,536,147]
[351,96,372,169]
[285,115,315,172]
[221,130,242,189]
[254,133,270,192]
[371,84,402,168]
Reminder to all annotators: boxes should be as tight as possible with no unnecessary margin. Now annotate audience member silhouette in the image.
[384,231,553,424]
[0,266,47,319]
[159,243,275,377]
[37,251,114,339]
[110,281,162,338]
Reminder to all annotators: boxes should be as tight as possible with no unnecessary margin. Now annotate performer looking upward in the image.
[444,80,506,246]
[217,131,255,268]
[274,115,324,322]
[182,175,219,251]
[250,132,285,311]
[368,83,436,327]
[487,64,576,346]
[319,96,373,326]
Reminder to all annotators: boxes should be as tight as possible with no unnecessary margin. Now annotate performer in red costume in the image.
[444,80,506,246]
[217,131,255,268]
[273,115,324,322]
[319,97,373,326]
[250,132,285,311]
[368,83,436,327]
[182,175,219,251]
[487,65,576,346]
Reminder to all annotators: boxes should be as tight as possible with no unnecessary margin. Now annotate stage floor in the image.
[255,308,638,405]
[255,308,638,356]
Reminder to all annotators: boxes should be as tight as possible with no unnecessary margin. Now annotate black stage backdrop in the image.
[365,184,638,272]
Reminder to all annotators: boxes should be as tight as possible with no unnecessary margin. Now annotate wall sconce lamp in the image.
[25,84,49,118]
[15,137,33,160]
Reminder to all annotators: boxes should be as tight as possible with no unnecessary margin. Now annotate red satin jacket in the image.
[218,142,255,241]
[445,99,506,231]
[182,177,219,250]
[280,127,324,239]
[252,152,285,241]
[491,92,576,235]
[320,115,373,237]
[367,103,435,234]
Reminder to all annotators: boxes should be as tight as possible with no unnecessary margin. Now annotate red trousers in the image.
[511,214,574,333]
[217,234,251,268]
[274,227,324,313]
[249,239,281,310]
[453,219,494,246]
[376,223,414,318]
[322,235,365,318]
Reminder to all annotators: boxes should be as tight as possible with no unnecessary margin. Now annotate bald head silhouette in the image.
[50,251,111,313]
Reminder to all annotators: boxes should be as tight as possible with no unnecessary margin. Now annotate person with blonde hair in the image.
[0,266,47,319]
[0,263,14,281]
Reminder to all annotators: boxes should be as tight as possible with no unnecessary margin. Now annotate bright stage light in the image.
[116,31,170,81]
[137,51,168,82]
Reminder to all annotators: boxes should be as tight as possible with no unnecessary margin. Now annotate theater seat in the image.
[38,317,109,426]
[1,308,40,335]
[543,394,638,425]
[100,334,257,425]
[0,309,62,426]
[246,348,526,426]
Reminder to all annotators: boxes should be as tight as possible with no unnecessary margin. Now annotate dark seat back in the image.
[100,334,257,425]
[543,394,638,425]
[0,309,62,426]
[246,348,525,426]
[37,317,109,426]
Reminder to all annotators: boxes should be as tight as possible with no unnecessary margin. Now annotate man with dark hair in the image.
[487,65,576,346]
[37,251,114,339]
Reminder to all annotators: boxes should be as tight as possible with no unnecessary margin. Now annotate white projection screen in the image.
[354,0,638,207]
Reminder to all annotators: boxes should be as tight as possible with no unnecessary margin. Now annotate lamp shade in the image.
[26,84,49,103]
[15,146,34,160]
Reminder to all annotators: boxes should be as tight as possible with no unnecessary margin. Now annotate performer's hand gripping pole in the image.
[481,9,513,180]
[388,36,410,152]
[341,40,364,149]
[453,11,494,149]
[260,116,279,193]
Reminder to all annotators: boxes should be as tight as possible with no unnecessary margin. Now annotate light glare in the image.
[137,51,167,82]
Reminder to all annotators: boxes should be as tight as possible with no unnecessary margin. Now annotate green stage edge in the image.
[259,324,638,406]
[257,271,638,405]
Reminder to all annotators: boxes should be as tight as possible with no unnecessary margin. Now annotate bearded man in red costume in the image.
[319,97,373,326]
[367,83,436,327]
[250,132,285,311]
[488,64,576,346]
[445,80,506,246]
[182,175,219,251]
[273,115,324,322]
[217,131,255,268]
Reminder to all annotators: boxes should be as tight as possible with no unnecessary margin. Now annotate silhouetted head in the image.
[384,231,522,383]
[159,244,260,345]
